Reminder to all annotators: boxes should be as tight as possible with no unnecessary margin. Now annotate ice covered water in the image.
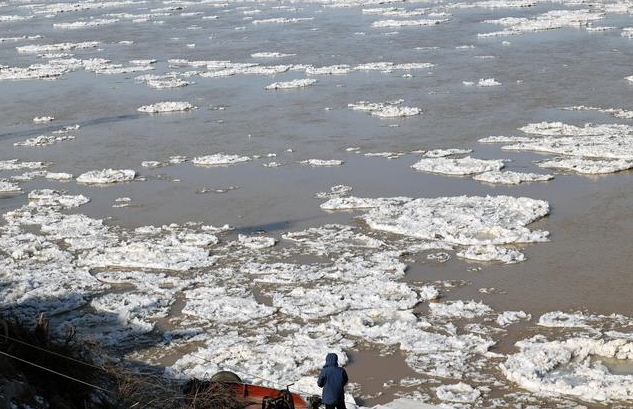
[2,1,633,408]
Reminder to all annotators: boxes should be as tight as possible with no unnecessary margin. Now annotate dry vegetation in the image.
[0,313,244,409]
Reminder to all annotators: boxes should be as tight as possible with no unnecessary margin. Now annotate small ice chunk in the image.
[237,234,277,249]
[457,244,526,263]
[33,116,54,123]
[372,18,448,28]
[265,78,316,90]
[477,78,501,86]
[301,159,344,167]
[435,382,481,403]
[497,310,531,327]
[45,172,73,181]
[192,153,251,166]
[349,100,421,118]
[76,169,135,185]
[418,285,440,301]
[137,101,196,113]
[429,300,493,319]
[251,52,296,58]
[315,185,353,199]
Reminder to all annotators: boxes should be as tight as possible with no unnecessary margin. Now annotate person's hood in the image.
[324,353,338,367]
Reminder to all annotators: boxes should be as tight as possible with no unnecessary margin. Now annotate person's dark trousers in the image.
[325,403,346,409]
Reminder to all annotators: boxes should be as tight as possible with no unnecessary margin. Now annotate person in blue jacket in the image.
[317,352,348,409]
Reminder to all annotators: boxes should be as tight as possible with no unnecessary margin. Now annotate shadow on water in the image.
[0,113,142,141]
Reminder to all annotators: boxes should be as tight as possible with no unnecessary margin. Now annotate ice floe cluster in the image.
[478,9,605,37]
[321,194,549,263]
[480,120,633,174]
[4,1,633,408]
[502,312,633,404]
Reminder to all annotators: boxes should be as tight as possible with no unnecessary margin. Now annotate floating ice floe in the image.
[501,334,633,403]
[537,157,633,174]
[33,116,54,123]
[137,101,196,113]
[487,121,633,174]
[16,41,100,54]
[76,169,136,185]
[80,238,215,272]
[192,153,251,166]
[372,18,449,28]
[243,262,325,285]
[301,159,344,167]
[430,300,493,319]
[322,195,549,263]
[354,61,435,72]
[497,310,531,327]
[306,65,351,75]
[435,382,481,403]
[264,78,316,90]
[364,151,406,159]
[252,17,314,24]
[0,64,67,80]
[182,287,275,323]
[411,156,505,175]
[0,159,46,171]
[14,134,75,147]
[473,170,554,185]
[238,234,277,249]
[251,52,296,58]
[423,148,473,158]
[0,181,22,195]
[477,78,500,86]
[565,105,633,120]
[53,19,120,29]
[45,172,73,181]
[135,73,191,89]
[315,185,353,199]
[456,243,526,263]
[478,9,604,38]
[349,100,421,118]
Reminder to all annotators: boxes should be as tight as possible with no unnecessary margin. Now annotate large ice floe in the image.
[321,194,549,263]
[502,312,633,404]
[479,120,633,174]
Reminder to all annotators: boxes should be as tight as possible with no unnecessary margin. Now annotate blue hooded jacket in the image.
[317,353,348,405]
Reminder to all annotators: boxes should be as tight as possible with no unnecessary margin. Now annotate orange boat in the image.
[183,371,321,409]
